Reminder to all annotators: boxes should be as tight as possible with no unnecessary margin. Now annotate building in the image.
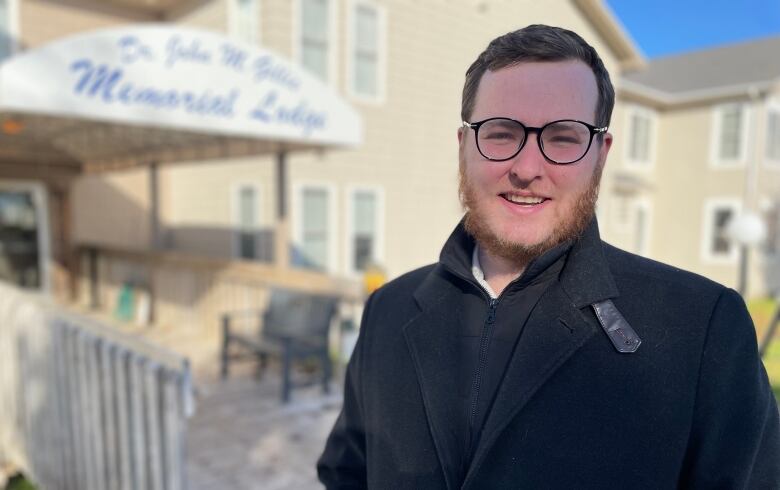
[2,0,776,367]
[609,36,780,297]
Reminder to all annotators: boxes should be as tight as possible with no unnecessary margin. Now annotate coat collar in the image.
[403,218,619,489]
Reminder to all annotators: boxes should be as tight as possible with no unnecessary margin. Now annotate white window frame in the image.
[709,103,750,169]
[228,0,261,45]
[764,99,780,168]
[701,197,742,264]
[344,185,385,276]
[292,181,338,273]
[623,104,657,169]
[346,0,387,104]
[230,182,263,259]
[629,198,652,257]
[292,0,339,86]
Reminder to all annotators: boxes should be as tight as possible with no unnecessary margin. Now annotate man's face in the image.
[458,60,612,263]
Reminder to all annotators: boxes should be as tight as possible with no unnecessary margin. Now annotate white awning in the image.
[0,24,362,173]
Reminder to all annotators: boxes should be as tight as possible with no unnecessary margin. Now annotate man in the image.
[318,25,780,489]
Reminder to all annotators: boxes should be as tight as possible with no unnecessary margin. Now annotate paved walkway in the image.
[186,372,342,490]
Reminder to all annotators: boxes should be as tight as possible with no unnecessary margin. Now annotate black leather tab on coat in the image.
[592,299,641,353]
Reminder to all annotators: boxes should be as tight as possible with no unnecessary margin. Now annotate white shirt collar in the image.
[471,244,499,299]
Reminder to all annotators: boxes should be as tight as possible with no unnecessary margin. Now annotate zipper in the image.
[468,297,499,432]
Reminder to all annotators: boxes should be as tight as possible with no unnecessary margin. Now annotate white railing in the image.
[0,281,194,490]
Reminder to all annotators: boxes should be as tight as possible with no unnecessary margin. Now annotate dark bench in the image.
[220,289,338,402]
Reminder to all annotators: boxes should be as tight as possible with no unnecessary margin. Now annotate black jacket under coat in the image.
[318,220,780,489]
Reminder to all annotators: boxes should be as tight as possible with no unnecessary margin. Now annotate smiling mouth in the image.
[500,193,550,206]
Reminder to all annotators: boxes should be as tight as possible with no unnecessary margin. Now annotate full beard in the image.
[459,161,603,268]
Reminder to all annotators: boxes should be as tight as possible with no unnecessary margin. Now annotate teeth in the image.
[505,194,545,205]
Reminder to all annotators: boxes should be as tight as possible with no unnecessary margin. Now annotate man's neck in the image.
[477,246,526,297]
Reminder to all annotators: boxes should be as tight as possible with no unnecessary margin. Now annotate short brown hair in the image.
[461,24,615,128]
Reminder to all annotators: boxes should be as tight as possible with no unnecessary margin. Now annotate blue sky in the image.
[605,0,780,58]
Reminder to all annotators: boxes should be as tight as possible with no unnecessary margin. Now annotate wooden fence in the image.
[0,281,194,490]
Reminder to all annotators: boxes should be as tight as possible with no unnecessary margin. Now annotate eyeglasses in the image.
[462,117,608,165]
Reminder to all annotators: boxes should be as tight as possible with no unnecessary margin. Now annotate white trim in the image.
[619,78,775,107]
[292,0,339,87]
[230,181,263,259]
[291,181,338,273]
[344,184,385,276]
[629,198,652,257]
[622,104,657,170]
[228,0,261,45]
[701,197,742,264]
[709,102,750,169]
[345,0,387,105]
[0,180,51,293]
[764,98,780,169]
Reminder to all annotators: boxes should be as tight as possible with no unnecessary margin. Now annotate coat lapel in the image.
[403,267,471,490]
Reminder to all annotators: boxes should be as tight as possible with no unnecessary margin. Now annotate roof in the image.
[623,35,780,98]
[573,0,645,71]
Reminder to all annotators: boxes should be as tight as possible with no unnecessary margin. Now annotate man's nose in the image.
[508,132,545,184]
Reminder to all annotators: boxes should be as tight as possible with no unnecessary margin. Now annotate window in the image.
[293,184,336,272]
[765,200,780,256]
[349,2,384,99]
[767,109,780,164]
[702,199,741,262]
[712,103,748,167]
[625,106,655,167]
[231,0,259,45]
[300,0,332,81]
[631,200,651,257]
[347,188,384,273]
[233,185,261,260]
[0,0,17,61]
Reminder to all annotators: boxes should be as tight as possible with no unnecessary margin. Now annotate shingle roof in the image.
[623,35,780,94]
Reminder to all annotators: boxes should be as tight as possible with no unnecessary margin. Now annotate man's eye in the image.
[483,132,518,141]
[545,133,582,145]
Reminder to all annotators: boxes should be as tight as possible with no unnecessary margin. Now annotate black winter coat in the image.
[318,220,780,489]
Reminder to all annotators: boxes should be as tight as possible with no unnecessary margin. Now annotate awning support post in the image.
[274,151,290,269]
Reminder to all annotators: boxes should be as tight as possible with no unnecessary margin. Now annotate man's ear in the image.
[457,126,464,145]
[597,131,613,167]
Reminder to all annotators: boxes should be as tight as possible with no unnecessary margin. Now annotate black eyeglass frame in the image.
[462,117,609,165]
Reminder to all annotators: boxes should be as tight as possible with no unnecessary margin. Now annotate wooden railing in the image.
[0,281,194,490]
[76,245,363,372]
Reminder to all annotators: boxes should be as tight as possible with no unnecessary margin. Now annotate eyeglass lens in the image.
[477,119,592,163]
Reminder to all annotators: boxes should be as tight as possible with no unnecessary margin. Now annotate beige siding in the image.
[166,0,227,32]
[72,168,151,250]
[20,0,153,48]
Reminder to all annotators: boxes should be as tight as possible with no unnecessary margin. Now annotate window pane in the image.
[767,111,780,161]
[302,188,328,269]
[712,208,734,254]
[239,188,256,228]
[352,192,376,271]
[236,0,257,44]
[719,106,742,160]
[353,5,378,96]
[765,201,780,255]
[0,0,11,60]
[629,113,650,162]
[302,0,329,80]
[634,206,646,254]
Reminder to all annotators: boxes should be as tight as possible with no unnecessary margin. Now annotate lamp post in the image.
[726,211,767,297]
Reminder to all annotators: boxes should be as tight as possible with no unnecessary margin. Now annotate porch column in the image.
[274,151,290,268]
